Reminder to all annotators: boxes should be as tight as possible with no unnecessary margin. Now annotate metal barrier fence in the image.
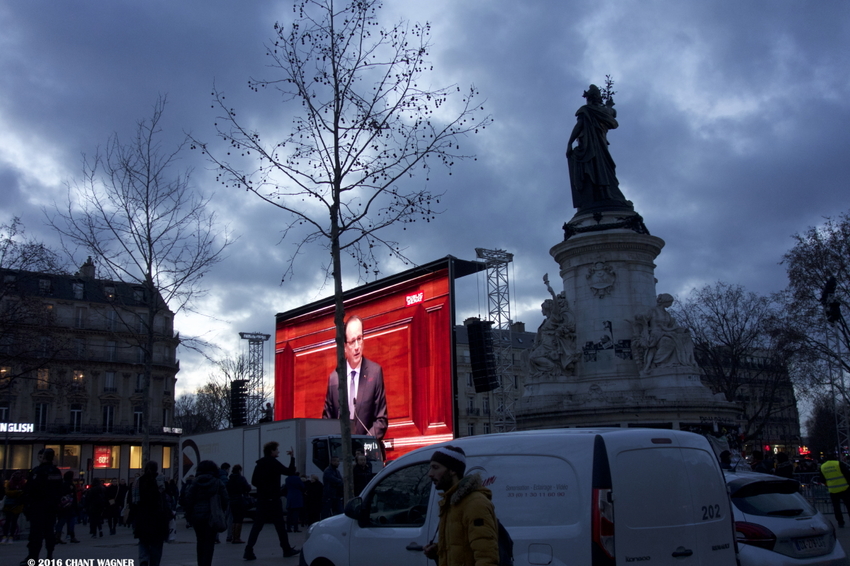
[795,472,833,514]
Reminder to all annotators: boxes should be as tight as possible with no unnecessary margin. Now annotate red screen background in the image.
[274,267,454,459]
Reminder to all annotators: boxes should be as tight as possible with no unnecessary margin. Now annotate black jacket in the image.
[251,455,296,500]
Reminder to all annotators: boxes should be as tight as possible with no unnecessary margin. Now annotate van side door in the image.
[349,461,436,566]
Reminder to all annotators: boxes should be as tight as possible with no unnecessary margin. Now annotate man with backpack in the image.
[423,445,501,566]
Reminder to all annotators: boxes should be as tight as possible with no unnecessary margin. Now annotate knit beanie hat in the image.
[430,445,466,477]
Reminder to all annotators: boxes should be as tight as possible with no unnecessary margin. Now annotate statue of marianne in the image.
[566,84,630,211]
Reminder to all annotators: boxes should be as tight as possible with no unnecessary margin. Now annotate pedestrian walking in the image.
[86,478,107,538]
[322,457,343,518]
[423,446,500,566]
[304,474,323,526]
[132,461,172,566]
[820,454,850,527]
[21,447,63,565]
[284,473,305,533]
[2,471,26,544]
[55,470,81,544]
[183,460,229,566]
[226,464,251,544]
[242,441,299,560]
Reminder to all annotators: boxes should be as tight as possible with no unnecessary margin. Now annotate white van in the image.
[300,428,737,566]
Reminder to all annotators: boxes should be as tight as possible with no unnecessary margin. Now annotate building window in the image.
[74,338,86,357]
[0,402,8,422]
[39,337,50,357]
[466,397,475,412]
[35,403,49,432]
[37,368,49,390]
[466,373,474,388]
[483,422,491,434]
[137,347,145,364]
[130,445,143,469]
[38,279,52,295]
[162,446,172,469]
[483,398,490,415]
[102,405,114,433]
[162,407,169,427]
[467,423,475,436]
[104,286,116,300]
[135,373,144,393]
[70,404,83,433]
[75,306,87,328]
[137,313,146,334]
[104,371,116,393]
[72,282,84,300]
[93,445,119,468]
[72,370,85,390]
[462,349,471,363]
[134,407,143,433]
[106,341,116,362]
[1,366,11,387]
[106,310,117,331]
[134,288,144,303]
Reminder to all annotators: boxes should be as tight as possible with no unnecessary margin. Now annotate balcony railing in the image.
[30,424,181,436]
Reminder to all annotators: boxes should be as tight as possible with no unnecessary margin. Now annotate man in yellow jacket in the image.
[820,453,850,527]
[423,446,499,566]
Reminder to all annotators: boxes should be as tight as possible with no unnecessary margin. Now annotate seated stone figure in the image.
[526,275,578,380]
[633,294,696,374]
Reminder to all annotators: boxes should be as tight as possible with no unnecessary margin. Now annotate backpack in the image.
[208,489,227,533]
[497,519,514,566]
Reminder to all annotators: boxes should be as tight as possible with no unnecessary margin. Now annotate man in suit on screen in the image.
[322,316,388,441]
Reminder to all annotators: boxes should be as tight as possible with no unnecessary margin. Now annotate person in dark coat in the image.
[183,460,228,566]
[2,471,26,544]
[226,464,251,544]
[55,470,81,544]
[304,474,323,526]
[284,474,305,533]
[86,478,107,538]
[132,461,171,566]
[774,452,795,478]
[242,441,299,560]
[22,448,63,563]
[116,478,129,527]
[353,453,373,495]
[322,457,343,518]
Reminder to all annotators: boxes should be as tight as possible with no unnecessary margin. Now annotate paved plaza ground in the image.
[6,520,306,566]
[8,513,850,565]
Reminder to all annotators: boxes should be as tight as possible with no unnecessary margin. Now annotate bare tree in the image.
[0,218,69,393]
[173,393,217,435]
[46,96,232,463]
[784,212,850,401]
[674,282,803,443]
[194,0,490,500]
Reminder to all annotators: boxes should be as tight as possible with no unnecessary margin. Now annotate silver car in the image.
[725,470,847,565]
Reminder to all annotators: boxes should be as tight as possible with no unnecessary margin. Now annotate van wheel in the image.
[310,558,335,566]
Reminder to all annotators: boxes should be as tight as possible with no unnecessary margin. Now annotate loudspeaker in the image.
[230,379,248,427]
[467,319,500,393]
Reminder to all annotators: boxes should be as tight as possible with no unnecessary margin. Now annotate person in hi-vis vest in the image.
[820,454,850,527]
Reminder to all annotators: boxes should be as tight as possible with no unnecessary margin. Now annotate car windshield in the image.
[732,489,816,518]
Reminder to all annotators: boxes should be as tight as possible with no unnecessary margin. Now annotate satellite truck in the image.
[178,418,382,484]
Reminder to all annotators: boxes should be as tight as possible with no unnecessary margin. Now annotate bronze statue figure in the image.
[566,84,630,212]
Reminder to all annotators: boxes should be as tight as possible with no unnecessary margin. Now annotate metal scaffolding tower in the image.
[240,332,271,425]
[475,247,515,432]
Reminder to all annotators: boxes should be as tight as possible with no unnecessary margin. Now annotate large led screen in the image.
[275,257,482,460]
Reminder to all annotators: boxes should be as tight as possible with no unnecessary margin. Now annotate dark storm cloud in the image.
[1,0,849,392]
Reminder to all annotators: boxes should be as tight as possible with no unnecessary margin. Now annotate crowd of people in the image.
[1,444,374,566]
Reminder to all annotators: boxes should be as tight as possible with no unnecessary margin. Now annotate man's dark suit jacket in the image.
[322,357,388,440]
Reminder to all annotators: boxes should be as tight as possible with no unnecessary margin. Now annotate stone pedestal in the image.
[516,210,740,431]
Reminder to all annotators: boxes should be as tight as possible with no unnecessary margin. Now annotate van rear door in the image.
[604,431,736,565]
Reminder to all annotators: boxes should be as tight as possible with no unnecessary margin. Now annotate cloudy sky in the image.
[2,1,848,398]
